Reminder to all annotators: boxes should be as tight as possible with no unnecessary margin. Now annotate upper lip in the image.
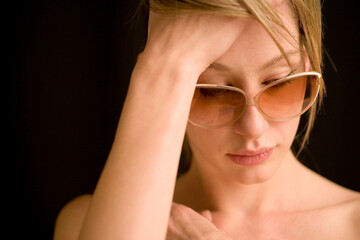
[227,147,274,156]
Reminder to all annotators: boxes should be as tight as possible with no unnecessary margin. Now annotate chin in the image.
[228,154,283,185]
[232,171,275,185]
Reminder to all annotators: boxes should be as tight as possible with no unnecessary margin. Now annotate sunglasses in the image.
[188,71,321,128]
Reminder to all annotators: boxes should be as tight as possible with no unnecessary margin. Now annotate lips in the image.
[227,147,274,166]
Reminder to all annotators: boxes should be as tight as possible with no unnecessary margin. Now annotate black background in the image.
[6,1,360,239]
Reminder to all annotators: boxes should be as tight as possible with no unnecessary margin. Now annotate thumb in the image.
[200,209,213,222]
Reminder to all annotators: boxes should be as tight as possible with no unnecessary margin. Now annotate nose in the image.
[232,105,268,140]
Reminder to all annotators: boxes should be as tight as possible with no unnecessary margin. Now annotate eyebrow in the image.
[207,50,299,73]
[208,62,232,72]
[259,50,299,71]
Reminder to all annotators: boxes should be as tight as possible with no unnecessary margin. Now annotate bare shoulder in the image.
[54,194,93,240]
[306,169,360,238]
[325,190,360,239]
[289,161,360,238]
[300,162,360,205]
[345,191,360,237]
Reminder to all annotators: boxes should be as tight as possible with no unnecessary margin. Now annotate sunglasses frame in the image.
[188,71,322,128]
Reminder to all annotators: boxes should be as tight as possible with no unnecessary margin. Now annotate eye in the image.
[199,88,228,98]
[262,70,296,86]
[268,79,295,89]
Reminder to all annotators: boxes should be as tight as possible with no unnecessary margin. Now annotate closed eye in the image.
[199,88,228,98]
[268,79,295,89]
[262,69,296,86]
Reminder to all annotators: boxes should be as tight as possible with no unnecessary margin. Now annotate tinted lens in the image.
[189,86,246,127]
[258,74,319,119]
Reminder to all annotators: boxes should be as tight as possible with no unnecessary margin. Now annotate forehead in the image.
[213,1,299,73]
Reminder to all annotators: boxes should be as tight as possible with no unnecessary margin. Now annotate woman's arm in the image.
[55,11,244,240]
[78,56,199,240]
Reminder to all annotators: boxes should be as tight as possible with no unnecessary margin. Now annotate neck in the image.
[174,150,304,214]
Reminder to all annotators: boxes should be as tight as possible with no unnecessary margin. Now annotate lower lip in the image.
[227,148,274,166]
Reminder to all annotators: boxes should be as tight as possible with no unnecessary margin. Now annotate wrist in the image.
[135,49,207,83]
[127,52,200,106]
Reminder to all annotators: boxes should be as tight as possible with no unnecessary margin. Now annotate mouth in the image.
[227,147,274,166]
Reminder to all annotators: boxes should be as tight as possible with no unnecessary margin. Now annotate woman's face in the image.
[186,3,309,184]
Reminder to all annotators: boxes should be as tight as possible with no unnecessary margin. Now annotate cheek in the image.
[185,124,228,160]
[270,117,300,148]
[186,125,219,151]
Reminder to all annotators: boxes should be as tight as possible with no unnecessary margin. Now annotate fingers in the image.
[143,10,245,73]
[167,203,232,240]
[200,209,213,222]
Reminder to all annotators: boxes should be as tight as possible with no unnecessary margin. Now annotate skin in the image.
[54,1,360,239]
[171,3,360,239]
[55,9,246,240]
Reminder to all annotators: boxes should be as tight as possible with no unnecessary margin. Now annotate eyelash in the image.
[199,69,297,87]
[262,69,296,86]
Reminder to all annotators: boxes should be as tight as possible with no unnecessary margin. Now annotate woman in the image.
[54,0,360,239]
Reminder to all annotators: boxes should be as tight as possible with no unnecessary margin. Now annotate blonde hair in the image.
[139,0,325,167]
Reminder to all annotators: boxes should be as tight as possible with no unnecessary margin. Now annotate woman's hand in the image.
[140,10,245,76]
[167,203,232,240]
